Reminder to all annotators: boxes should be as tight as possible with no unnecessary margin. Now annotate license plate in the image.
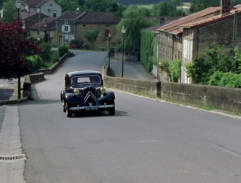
[85,106,99,111]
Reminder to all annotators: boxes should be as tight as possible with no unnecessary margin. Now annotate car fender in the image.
[105,91,115,101]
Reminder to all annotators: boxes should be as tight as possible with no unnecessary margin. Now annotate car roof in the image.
[66,70,102,77]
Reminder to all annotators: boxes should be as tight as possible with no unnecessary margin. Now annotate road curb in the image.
[0,106,26,183]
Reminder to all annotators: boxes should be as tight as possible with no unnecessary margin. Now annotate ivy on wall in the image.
[140,30,157,72]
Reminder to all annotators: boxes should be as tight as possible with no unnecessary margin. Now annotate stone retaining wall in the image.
[103,65,241,113]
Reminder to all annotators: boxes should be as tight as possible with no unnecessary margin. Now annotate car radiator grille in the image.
[84,88,97,106]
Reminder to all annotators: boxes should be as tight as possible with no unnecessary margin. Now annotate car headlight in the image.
[74,89,80,96]
[100,87,106,94]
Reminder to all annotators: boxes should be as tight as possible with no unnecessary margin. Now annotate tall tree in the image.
[117,6,153,52]
[151,0,183,16]
[0,20,39,79]
[57,0,80,11]
[83,30,100,49]
[2,0,17,22]
[83,0,125,15]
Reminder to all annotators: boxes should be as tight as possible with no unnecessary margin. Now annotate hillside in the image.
[114,0,190,5]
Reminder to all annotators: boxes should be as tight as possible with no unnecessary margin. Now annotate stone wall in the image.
[103,65,241,113]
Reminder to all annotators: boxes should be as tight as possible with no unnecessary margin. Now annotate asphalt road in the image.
[19,50,241,183]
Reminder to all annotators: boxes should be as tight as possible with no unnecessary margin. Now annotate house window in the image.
[53,12,57,18]
[105,30,110,37]
[64,26,69,32]
[62,25,70,33]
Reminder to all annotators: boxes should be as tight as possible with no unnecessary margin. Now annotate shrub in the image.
[69,40,84,49]
[39,42,52,61]
[58,44,69,57]
[27,55,42,73]
[159,60,170,72]
[50,51,59,63]
[169,60,181,82]
[209,71,241,88]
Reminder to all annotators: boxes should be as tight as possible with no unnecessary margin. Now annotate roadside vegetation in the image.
[186,46,241,88]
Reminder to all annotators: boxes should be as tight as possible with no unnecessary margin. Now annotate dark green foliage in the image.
[140,30,157,72]
[50,51,59,63]
[2,0,17,22]
[27,55,42,73]
[58,44,69,57]
[150,0,183,16]
[209,71,241,88]
[186,46,235,84]
[70,39,84,49]
[159,60,170,72]
[117,6,154,53]
[190,0,219,13]
[169,60,181,82]
[39,42,52,61]
[83,30,99,49]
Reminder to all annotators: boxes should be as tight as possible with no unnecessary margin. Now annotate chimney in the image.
[221,0,232,14]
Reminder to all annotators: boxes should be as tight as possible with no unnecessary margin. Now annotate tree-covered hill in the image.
[113,0,190,5]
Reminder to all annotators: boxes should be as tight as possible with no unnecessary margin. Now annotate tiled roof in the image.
[155,6,233,35]
[31,17,56,31]
[57,11,84,21]
[156,7,220,34]
[25,0,47,8]
[77,12,121,24]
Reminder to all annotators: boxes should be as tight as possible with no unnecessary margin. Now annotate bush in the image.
[159,60,170,72]
[27,55,42,73]
[50,51,59,63]
[69,40,84,49]
[209,71,241,88]
[39,42,52,61]
[58,44,69,57]
[169,60,181,82]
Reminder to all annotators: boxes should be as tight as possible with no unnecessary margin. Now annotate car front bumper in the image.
[69,104,114,111]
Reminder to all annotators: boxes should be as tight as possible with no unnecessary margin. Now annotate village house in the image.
[30,17,56,44]
[76,12,121,50]
[56,11,85,45]
[155,0,241,84]
[56,11,121,49]
[24,0,62,18]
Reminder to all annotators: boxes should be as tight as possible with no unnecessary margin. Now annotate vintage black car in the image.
[60,70,115,117]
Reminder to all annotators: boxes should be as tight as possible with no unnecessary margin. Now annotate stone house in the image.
[155,0,241,84]
[24,0,62,18]
[30,17,57,44]
[56,11,85,44]
[56,11,121,49]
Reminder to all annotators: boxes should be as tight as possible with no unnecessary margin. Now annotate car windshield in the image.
[71,75,101,85]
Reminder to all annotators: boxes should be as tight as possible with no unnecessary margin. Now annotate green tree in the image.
[140,30,157,72]
[57,0,80,11]
[83,30,99,49]
[2,0,17,22]
[190,0,219,13]
[83,0,125,14]
[117,6,153,53]
[151,0,183,16]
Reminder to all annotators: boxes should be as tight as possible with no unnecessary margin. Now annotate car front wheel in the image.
[108,107,115,116]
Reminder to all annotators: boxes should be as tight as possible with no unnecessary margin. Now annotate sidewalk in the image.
[108,57,155,81]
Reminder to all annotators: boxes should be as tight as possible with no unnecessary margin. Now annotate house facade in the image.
[56,11,121,49]
[30,17,57,44]
[155,0,241,84]
[76,12,121,50]
[24,0,62,18]
[56,11,84,45]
